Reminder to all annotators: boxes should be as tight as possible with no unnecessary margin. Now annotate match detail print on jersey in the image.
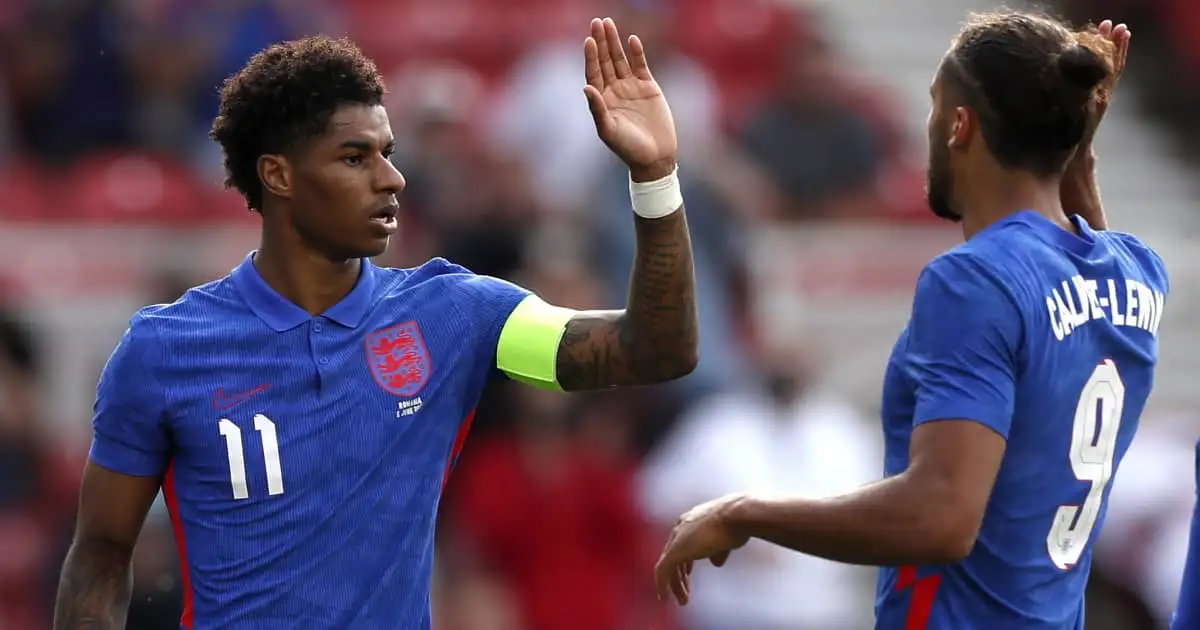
[495,295,577,390]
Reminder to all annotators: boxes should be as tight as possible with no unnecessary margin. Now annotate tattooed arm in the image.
[489,18,697,392]
[556,18,698,390]
[555,205,698,390]
[54,461,161,629]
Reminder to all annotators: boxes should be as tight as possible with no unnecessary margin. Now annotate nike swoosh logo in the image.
[212,384,271,411]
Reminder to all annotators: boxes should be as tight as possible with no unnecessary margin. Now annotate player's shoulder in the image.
[129,276,244,340]
[919,246,1013,296]
[374,257,529,305]
[1095,229,1171,293]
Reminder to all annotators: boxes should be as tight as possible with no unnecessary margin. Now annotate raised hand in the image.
[583,17,678,182]
[1095,19,1131,105]
[1079,19,1131,148]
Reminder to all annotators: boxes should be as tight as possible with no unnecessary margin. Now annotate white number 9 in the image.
[1046,359,1125,570]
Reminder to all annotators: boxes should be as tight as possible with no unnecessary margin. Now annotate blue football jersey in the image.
[89,254,529,629]
[875,211,1168,629]
[1172,442,1200,630]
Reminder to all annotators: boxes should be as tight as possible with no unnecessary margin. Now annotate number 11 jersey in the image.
[874,211,1169,629]
[89,254,531,629]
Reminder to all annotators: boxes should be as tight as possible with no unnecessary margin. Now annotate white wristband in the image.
[630,167,683,219]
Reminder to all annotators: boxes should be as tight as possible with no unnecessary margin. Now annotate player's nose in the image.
[376,158,406,196]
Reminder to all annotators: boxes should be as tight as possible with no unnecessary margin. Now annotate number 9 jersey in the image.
[875,211,1169,630]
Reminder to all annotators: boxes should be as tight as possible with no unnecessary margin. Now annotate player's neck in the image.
[960,171,1071,240]
[253,243,362,316]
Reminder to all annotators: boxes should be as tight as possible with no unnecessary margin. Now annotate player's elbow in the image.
[911,480,984,563]
[648,346,699,383]
[924,520,978,563]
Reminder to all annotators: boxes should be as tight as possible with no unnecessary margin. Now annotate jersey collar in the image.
[231,252,379,331]
[990,210,1097,256]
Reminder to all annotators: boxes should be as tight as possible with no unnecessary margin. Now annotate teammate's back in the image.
[874,210,1167,628]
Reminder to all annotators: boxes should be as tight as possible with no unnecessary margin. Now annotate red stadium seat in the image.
[0,161,51,222]
[344,0,597,83]
[59,152,203,224]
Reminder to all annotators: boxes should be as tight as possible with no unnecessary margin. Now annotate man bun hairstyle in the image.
[209,36,386,212]
[940,10,1115,177]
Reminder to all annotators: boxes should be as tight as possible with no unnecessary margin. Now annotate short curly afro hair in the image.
[209,36,386,212]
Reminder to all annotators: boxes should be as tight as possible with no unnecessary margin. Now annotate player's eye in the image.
[342,155,364,167]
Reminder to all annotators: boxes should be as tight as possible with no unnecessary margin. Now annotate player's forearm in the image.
[724,473,975,566]
[53,538,135,630]
[555,183,698,390]
[621,206,699,370]
[1061,149,1108,230]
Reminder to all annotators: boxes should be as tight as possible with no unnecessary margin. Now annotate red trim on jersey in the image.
[441,408,477,490]
[162,462,195,629]
[896,565,942,630]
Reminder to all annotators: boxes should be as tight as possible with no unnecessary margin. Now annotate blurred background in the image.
[0,0,1197,628]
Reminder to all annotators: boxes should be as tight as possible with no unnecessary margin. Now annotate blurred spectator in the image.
[486,0,722,214]
[447,387,657,630]
[4,1,137,165]
[736,29,889,221]
[0,311,79,628]
[639,338,881,630]
[126,510,185,630]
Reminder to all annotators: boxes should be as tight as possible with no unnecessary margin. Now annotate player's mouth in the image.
[369,204,400,234]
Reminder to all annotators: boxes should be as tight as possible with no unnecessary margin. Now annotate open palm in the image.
[583,18,678,181]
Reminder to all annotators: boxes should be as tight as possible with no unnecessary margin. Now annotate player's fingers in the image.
[628,34,654,81]
[1098,19,1112,36]
[673,563,690,605]
[603,18,633,79]
[1119,29,1131,69]
[591,18,617,84]
[583,37,603,91]
[653,556,672,602]
[583,85,611,131]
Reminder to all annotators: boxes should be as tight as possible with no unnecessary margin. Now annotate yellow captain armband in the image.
[496,295,577,391]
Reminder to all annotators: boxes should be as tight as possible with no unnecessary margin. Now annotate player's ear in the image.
[948,106,974,152]
[258,154,292,201]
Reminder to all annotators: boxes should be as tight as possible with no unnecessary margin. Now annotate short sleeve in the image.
[906,254,1022,439]
[453,272,533,389]
[89,317,170,477]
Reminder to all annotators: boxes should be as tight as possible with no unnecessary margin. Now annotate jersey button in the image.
[319,358,329,365]
[313,321,323,333]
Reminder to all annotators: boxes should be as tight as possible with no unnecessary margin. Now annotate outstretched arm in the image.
[54,462,161,629]
[553,17,698,390]
[654,255,1020,602]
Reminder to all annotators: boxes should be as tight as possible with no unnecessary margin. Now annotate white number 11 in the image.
[218,414,285,500]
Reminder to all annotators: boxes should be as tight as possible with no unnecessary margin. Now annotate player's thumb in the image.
[710,550,731,567]
[583,86,611,132]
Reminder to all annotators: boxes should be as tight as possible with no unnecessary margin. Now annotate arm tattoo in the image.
[53,538,135,630]
[556,208,699,390]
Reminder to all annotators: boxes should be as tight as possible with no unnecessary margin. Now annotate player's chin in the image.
[358,219,397,256]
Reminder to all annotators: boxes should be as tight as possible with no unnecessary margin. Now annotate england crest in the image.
[365,321,431,397]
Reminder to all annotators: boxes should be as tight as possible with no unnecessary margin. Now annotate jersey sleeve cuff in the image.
[913,403,1012,440]
[89,433,169,477]
[495,295,576,390]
